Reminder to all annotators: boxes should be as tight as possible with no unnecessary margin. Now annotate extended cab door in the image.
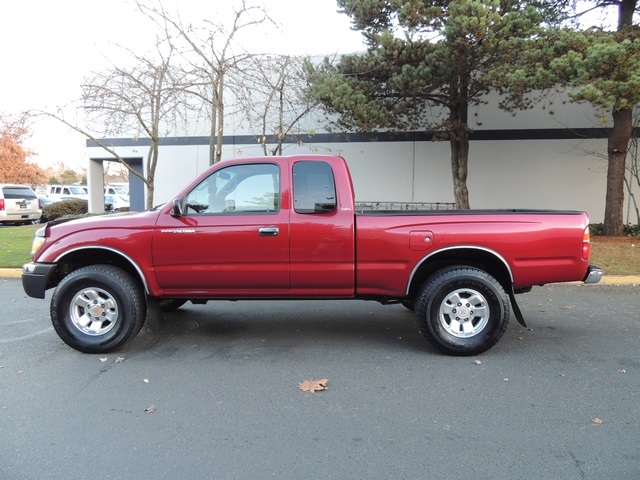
[153,162,290,296]
[289,158,355,296]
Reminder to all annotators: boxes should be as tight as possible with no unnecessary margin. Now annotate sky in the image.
[0,0,367,170]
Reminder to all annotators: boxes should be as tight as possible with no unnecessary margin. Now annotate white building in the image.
[86,92,637,224]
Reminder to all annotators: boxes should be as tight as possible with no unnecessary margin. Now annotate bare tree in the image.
[237,54,316,156]
[79,39,188,208]
[139,0,273,165]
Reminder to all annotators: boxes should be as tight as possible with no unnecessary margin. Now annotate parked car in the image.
[104,194,130,211]
[38,195,55,207]
[0,184,42,225]
[105,185,129,198]
[48,185,88,201]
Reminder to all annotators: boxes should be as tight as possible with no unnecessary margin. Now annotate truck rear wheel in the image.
[50,265,146,353]
[416,267,510,356]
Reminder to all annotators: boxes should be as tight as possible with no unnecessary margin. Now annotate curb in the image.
[1,267,638,285]
[0,268,21,279]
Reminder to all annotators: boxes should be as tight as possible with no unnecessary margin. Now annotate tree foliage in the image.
[306,0,568,209]
[0,114,48,185]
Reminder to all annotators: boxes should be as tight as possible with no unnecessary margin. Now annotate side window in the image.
[293,161,336,214]
[185,163,279,215]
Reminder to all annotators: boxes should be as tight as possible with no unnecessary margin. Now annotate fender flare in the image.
[54,245,152,295]
[407,245,527,327]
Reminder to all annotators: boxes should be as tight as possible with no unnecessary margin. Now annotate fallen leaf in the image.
[144,405,157,414]
[115,357,124,363]
[298,378,329,394]
[592,418,604,425]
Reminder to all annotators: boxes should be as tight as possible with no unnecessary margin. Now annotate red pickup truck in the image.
[22,155,602,355]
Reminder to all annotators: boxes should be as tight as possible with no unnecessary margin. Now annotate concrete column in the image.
[87,159,105,214]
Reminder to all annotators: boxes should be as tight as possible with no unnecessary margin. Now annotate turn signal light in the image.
[30,227,47,257]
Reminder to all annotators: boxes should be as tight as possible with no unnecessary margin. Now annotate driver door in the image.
[153,162,290,296]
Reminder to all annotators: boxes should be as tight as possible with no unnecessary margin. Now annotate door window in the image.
[185,163,280,214]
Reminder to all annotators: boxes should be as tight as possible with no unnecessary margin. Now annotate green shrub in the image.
[42,199,88,222]
[590,223,640,237]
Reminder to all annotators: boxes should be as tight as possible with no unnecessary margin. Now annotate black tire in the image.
[50,265,146,353]
[158,298,187,312]
[416,266,510,356]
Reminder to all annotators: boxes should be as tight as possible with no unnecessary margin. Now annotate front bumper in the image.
[22,262,57,299]
[583,265,604,284]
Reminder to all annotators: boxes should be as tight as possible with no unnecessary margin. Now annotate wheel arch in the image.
[49,247,150,294]
[406,246,513,298]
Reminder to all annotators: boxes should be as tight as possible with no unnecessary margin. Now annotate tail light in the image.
[582,226,591,260]
[0,199,4,210]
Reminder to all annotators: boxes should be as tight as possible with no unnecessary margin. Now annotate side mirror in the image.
[171,198,184,216]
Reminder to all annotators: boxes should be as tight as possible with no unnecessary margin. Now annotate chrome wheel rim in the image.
[438,288,490,338]
[69,287,119,336]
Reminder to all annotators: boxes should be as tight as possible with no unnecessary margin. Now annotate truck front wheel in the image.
[416,267,510,356]
[51,265,146,353]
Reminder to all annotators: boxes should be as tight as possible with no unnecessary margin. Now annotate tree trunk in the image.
[214,75,225,164]
[449,85,471,209]
[604,106,632,236]
[603,0,638,235]
[146,139,159,209]
[209,102,217,166]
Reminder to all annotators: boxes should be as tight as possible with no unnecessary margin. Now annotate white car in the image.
[48,185,88,201]
[0,184,42,224]
[104,194,130,211]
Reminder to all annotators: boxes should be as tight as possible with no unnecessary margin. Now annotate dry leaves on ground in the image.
[298,379,329,395]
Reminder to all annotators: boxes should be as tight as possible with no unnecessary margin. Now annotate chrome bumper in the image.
[583,265,603,284]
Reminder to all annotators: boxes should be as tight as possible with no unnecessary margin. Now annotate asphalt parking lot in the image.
[1,278,639,480]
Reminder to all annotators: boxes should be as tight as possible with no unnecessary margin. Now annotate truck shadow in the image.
[134,300,431,355]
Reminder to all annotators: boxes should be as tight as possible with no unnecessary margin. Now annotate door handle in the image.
[258,227,279,237]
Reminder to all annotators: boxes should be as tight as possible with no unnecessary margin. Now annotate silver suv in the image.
[0,184,42,225]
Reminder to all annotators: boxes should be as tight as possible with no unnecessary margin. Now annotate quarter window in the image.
[293,161,336,214]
